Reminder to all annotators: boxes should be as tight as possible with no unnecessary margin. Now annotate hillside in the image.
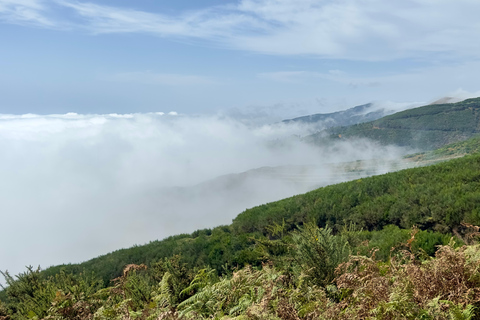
[307,97,480,151]
[3,154,480,319]
[405,134,480,162]
[34,153,480,287]
[4,127,480,319]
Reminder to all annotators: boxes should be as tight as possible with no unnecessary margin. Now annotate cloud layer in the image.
[1,0,479,60]
[0,111,410,278]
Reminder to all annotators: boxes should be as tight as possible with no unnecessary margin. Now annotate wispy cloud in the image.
[1,0,479,60]
[0,0,55,27]
[54,0,265,38]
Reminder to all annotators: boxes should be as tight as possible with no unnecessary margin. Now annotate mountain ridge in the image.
[282,102,396,128]
[306,97,480,151]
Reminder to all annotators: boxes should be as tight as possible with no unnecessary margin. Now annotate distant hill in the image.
[282,97,464,129]
[307,97,480,151]
[282,102,397,128]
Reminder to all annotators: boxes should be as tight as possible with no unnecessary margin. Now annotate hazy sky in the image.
[1,0,480,114]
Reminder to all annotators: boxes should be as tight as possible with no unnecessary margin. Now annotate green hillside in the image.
[308,97,480,151]
[34,153,480,287]
[3,154,480,319]
[405,134,480,162]
[282,102,390,127]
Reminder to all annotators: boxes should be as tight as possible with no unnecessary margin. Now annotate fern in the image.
[292,223,350,286]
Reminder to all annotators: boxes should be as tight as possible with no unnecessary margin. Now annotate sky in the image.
[1,0,480,280]
[0,0,479,115]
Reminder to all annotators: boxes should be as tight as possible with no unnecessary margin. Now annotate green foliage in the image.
[0,266,56,319]
[0,230,478,320]
[150,255,197,306]
[291,223,350,286]
[45,271,104,319]
[234,154,480,238]
[350,225,452,261]
[177,265,285,319]
[0,267,105,320]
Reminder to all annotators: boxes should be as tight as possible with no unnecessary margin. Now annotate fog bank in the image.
[0,112,410,278]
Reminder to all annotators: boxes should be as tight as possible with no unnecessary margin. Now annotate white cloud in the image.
[1,0,480,60]
[54,0,264,38]
[0,0,55,27]
[0,112,410,278]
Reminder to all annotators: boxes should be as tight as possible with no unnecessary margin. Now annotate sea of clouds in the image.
[0,109,414,279]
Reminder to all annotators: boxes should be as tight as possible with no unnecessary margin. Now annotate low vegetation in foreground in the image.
[2,152,480,319]
[1,225,480,319]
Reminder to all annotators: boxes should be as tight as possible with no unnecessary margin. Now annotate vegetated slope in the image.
[3,155,480,319]
[307,97,480,151]
[3,225,478,319]
[38,154,480,286]
[405,134,480,162]
[163,159,416,214]
[282,102,393,128]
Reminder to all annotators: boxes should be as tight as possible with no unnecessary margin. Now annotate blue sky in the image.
[1,0,480,115]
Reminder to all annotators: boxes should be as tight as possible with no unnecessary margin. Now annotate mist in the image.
[0,110,412,278]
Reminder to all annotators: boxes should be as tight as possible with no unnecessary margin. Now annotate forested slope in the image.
[3,153,480,319]
[406,134,480,162]
[308,97,480,150]
[35,153,480,286]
